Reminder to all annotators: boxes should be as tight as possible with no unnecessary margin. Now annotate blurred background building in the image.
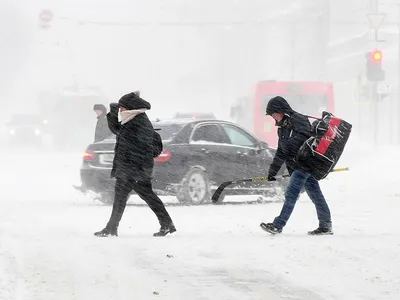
[1,0,399,150]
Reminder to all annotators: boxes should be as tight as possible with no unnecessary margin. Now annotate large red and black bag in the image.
[296,111,352,180]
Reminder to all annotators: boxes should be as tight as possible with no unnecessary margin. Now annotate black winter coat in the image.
[107,111,155,181]
[94,114,112,142]
[267,97,311,177]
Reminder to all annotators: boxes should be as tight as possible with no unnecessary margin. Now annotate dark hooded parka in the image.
[266,96,312,176]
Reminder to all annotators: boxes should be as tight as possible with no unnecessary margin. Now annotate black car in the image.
[79,119,286,204]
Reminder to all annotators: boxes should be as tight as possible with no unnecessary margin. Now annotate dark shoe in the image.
[260,222,282,234]
[307,227,333,235]
[153,224,177,237]
[94,227,118,237]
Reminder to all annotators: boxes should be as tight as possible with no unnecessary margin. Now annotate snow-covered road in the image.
[0,145,399,300]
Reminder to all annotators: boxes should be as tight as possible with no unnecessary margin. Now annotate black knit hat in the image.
[118,92,151,110]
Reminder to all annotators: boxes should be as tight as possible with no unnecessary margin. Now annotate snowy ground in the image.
[0,142,400,300]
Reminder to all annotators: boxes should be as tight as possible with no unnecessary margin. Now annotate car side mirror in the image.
[257,141,269,153]
[259,141,269,150]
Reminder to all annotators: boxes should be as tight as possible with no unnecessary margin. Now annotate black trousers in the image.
[106,177,173,230]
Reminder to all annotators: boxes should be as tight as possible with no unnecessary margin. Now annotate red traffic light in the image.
[371,50,382,62]
[365,50,385,81]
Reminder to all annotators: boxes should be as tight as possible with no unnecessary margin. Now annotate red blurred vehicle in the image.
[231,81,335,148]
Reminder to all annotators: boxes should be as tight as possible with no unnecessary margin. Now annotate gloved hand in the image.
[267,174,276,181]
[109,103,119,115]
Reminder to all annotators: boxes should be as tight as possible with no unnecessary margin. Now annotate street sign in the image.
[39,10,53,22]
[39,10,53,28]
[367,13,386,31]
[376,83,392,94]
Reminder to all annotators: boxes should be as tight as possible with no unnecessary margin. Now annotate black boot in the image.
[307,227,333,235]
[153,224,177,237]
[260,222,282,234]
[96,207,123,237]
[94,227,118,237]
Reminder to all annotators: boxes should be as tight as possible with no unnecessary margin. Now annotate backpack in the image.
[153,130,163,158]
[296,111,352,180]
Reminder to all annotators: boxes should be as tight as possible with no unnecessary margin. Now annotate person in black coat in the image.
[93,104,112,142]
[260,96,333,235]
[94,92,176,237]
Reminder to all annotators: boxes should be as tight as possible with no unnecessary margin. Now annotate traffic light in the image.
[366,50,385,81]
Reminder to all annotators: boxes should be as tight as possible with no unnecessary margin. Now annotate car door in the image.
[188,123,247,184]
[219,123,274,178]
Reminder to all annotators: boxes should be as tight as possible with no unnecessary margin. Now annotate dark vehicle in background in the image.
[79,118,286,205]
[173,112,216,119]
[6,114,48,147]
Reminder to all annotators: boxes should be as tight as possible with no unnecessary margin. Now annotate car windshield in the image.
[263,94,329,117]
[7,115,44,126]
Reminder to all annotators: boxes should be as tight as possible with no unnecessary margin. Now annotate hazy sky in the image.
[1,0,324,120]
[1,0,399,144]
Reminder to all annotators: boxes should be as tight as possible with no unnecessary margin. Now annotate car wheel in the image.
[176,167,210,205]
[98,191,114,205]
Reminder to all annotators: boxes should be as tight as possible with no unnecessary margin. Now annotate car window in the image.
[153,124,184,141]
[190,124,226,144]
[221,124,257,147]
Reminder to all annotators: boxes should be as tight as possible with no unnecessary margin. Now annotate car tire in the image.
[98,191,114,205]
[176,167,210,205]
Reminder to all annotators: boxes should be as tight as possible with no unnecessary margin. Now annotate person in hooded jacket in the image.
[94,92,176,237]
[260,96,333,235]
[93,104,112,142]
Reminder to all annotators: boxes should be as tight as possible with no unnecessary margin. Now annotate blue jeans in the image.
[273,170,332,230]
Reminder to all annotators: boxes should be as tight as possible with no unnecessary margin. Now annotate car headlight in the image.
[9,129,15,135]
[34,129,41,136]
